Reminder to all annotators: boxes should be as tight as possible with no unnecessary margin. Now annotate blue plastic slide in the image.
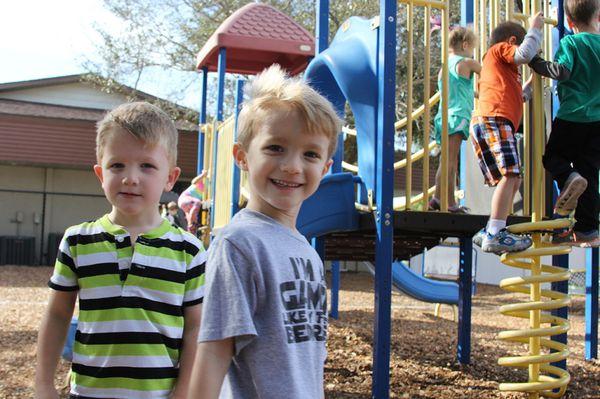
[296,172,360,238]
[364,261,458,305]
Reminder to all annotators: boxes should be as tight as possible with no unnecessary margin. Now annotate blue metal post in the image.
[557,0,565,39]
[586,247,599,360]
[210,48,226,229]
[316,0,341,320]
[197,67,208,174]
[316,0,329,54]
[460,0,473,26]
[330,260,340,319]
[216,48,226,122]
[372,1,397,397]
[457,236,473,364]
[316,0,343,174]
[231,79,244,218]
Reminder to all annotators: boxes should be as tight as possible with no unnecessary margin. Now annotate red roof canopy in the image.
[196,3,314,75]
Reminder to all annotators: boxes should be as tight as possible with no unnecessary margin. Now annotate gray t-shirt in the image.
[199,209,328,399]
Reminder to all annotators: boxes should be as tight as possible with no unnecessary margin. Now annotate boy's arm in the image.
[456,58,482,78]
[514,12,544,65]
[528,54,571,81]
[514,28,543,64]
[169,304,202,399]
[187,338,234,399]
[35,289,77,399]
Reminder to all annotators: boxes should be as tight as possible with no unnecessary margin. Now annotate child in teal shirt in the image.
[431,27,481,213]
[529,0,600,246]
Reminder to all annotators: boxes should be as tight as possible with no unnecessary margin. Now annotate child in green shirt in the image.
[430,27,481,213]
[529,0,600,247]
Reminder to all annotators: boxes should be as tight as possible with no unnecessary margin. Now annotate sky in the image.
[0,0,200,108]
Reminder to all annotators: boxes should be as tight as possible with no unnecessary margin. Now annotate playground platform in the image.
[321,211,530,261]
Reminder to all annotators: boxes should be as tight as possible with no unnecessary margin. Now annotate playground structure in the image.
[193,1,599,398]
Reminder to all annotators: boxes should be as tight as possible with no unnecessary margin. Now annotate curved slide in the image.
[364,261,458,305]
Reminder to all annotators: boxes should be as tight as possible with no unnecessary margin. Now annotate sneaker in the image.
[429,198,469,213]
[551,214,574,244]
[554,172,587,216]
[473,228,486,247]
[573,230,600,248]
[482,228,532,255]
[449,205,470,214]
[552,229,575,245]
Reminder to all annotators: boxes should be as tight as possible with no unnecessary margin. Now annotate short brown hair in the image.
[490,21,527,46]
[565,0,600,25]
[96,102,178,165]
[449,27,477,52]
[237,65,342,157]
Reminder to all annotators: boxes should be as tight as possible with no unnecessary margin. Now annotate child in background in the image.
[178,169,207,235]
[35,102,206,399]
[165,201,184,228]
[188,65,341,398]
[430,27,481,213]
[528,0,600,247]
[471,13,544,254]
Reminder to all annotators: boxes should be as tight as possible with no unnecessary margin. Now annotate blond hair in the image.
[449,27,477,52]
[565,0,600,25]
[237,65,342,157]
[96,102,178,165]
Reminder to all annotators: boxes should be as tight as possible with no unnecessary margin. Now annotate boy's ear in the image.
[93,164,104,184]
[508,35,517,45]
[164,166,181,192]
[233,143,248,171]
[566,16,574,30]
[322,159,333,177]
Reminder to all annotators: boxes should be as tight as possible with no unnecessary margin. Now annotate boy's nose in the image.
[122,173,139,185]
[280,156,302,174]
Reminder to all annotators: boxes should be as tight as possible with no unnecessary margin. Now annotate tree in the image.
[87,0,460,150]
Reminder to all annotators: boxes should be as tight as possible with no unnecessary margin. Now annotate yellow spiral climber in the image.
[497,219,573,398]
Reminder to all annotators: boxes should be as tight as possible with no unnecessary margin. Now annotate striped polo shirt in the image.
[49,215,206,399]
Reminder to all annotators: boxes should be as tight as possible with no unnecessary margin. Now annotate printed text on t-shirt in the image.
[280,257,328,344]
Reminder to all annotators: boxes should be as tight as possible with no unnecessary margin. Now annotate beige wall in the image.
[0,164,110,264]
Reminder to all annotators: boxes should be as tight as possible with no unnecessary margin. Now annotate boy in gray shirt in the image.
[188,64,342,398]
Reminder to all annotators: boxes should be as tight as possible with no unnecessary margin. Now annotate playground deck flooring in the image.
[1,266,598,398]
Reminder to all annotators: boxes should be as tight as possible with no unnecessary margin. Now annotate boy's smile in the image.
[94,129,180,228]
[234,107,332,229]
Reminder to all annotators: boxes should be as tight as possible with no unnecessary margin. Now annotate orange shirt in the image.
[474,42,523,130]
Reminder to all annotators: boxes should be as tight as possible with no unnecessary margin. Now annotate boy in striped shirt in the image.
[35,102,206,399]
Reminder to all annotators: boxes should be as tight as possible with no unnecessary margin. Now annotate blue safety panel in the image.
[304,17,379,200]
[391,261,459,305]
[297,173,359,239]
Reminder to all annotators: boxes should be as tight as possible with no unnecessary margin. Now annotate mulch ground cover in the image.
[1,266,598,398]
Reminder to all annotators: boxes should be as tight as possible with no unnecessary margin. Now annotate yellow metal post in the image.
[405,2,414,209]
[440,0,449,212]
[422,5,431,210]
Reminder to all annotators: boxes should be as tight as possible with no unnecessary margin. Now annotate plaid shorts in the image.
[470,116,521,186]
